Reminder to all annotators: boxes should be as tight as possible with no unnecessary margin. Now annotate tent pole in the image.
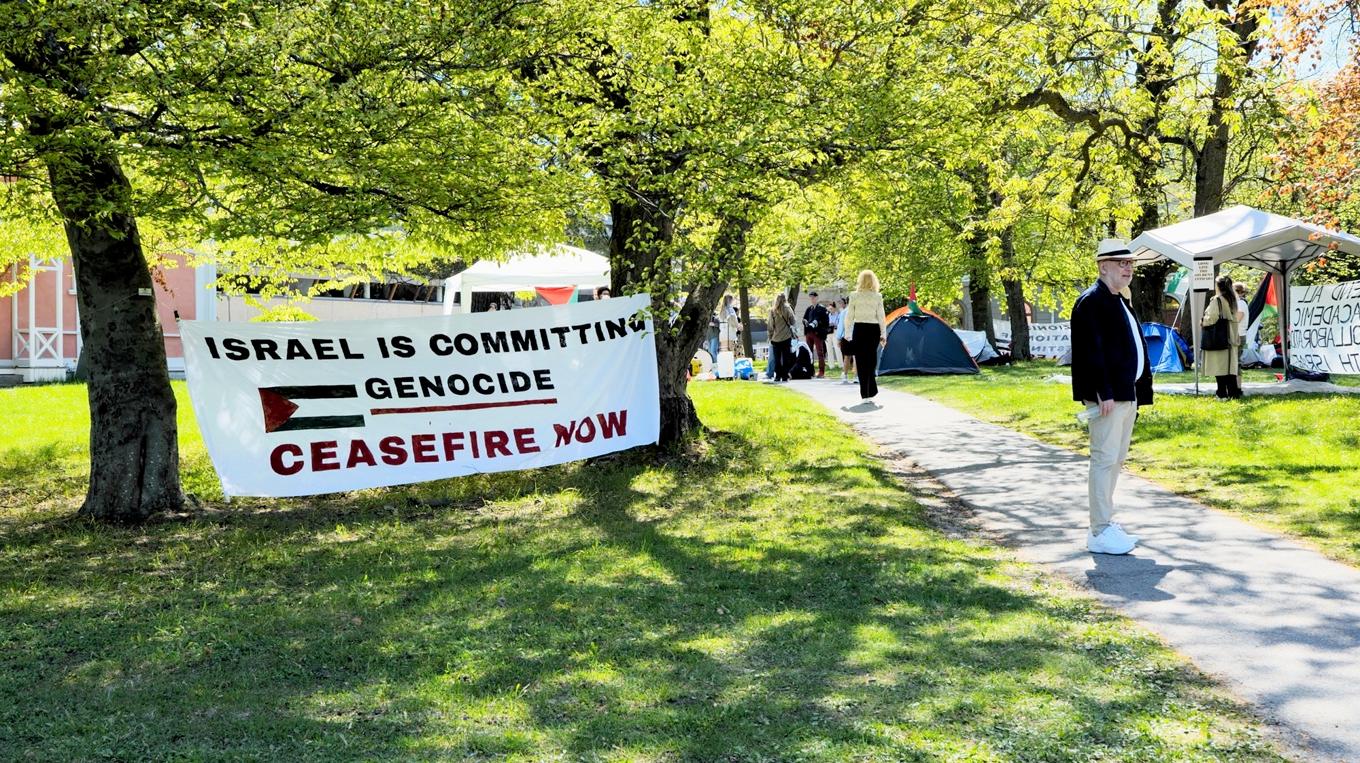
[1274,269,1288,375]
[442,278,457,315]
[1191,289,1203,396]
[461,286,473,314]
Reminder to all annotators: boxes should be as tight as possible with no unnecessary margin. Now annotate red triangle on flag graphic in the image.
[1265,274,1279,307]
[259,388,300,433]
[535,285,578,305]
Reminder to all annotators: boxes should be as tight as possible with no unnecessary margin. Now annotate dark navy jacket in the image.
[1070,280,1153,406]
[802,304,830,337]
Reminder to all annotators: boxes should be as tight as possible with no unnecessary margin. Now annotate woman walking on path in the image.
[1202,275,1243,399]
[768,292,798,383]
[843,270,888,404]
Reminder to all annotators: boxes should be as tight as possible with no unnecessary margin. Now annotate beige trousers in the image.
[1086,400,1138,535]
[826,334,843,367]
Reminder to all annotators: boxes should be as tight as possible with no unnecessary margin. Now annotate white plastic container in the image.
[715,350,736,379]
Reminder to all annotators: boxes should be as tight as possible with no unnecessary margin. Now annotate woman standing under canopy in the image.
[1201,275,1243,400]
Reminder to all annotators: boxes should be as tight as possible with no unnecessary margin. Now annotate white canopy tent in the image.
[1127,205,1360,378]
[442,244,610,314]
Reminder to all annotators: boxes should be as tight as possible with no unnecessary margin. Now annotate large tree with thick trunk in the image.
[522,0,914,446]
[1004,0,1276,319]
[0,1,568,522]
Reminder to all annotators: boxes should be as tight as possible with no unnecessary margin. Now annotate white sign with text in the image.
[1288,280,1360,374]
[180,295,660,496]
[1028,322,1072,359]
[1192,258,1215,290]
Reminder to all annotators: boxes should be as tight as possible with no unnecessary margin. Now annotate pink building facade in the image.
[1,254,210,383]
[2,257,446,383]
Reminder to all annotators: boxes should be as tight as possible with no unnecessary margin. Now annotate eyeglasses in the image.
[1109,260,1135,268]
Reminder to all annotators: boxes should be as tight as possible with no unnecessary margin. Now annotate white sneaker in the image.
[1107,522,1139,544]
[1087,524,1136,554]
[842,378,854,385]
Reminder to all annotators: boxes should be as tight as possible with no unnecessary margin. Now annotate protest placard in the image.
[1028,322,1072,359]
[180,294,659,496]
[1288,281,1360,374]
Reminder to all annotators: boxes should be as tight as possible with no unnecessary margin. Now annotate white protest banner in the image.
[991,319,1012,344]
[180,294,660,497]
[1028,322,1071,359]
[1288,280,1360,374]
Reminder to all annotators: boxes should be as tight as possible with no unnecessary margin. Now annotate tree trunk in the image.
[609,197,695,445]
[1002,278,1029,360]
[1124,0,1179,323]
[738,283,753,358]
[1127,155,1170,322]
[609,199,747,448]
[997,225,1030,360]
[1195,0,1258,218]
[45,147,183,523]
[964,226,995,345]
[961,173,996,346]
[1130,259,1175,323]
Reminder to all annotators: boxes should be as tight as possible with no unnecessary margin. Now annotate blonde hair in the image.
[773,292,787,310]
[856,270,880,292]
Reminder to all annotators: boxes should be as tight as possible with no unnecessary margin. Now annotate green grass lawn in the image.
[880,363,1360,566]
[0,382,1282,761]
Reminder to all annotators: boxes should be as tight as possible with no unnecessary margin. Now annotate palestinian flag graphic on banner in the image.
[535,285,579,305]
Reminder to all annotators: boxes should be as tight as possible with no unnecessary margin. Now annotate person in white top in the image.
[1233,281,1250,392]
[842,270,888,405]
[717,295,741,354]
[1232,282,1249,337]
[826,301,844,369]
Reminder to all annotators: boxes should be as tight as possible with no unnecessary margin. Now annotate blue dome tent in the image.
[1141,322,1190,373]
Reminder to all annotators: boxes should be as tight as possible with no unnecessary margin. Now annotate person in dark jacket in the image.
[1070,239,1154,555]
[802,291,831,378]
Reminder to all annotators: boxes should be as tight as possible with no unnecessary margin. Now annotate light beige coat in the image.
[842,289,886,341]
[1200,294,1241,377]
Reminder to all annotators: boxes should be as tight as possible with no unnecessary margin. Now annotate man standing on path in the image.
[802,292,830,378]
[1070,239,1154,555]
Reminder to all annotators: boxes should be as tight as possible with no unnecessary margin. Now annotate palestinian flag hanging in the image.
[1246,274,1280,344]
[1165,267,1190,302]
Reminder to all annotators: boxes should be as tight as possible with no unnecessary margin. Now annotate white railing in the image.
[10,256,69,378]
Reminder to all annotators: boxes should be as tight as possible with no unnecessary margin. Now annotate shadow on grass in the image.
[0,427,1269,761]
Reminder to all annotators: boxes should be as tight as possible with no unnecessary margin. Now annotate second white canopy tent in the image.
[1127,205,1360,373]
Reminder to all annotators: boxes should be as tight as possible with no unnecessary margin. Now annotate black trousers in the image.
[1215,375,1242,399]
[853,323,881,399]
[771,338,793,381]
